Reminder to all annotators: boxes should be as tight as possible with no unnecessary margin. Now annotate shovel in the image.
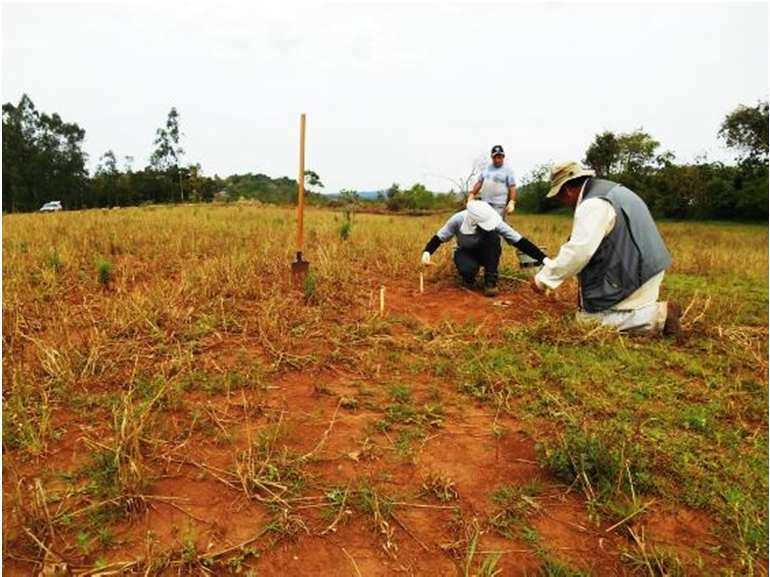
[292,113,309,284]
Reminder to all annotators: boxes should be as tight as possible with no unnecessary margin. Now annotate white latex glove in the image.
[506,200,516,214]
[421,251,431,266]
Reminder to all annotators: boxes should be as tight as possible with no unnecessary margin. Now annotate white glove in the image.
[505,200,516,214]
[421,251,431,266]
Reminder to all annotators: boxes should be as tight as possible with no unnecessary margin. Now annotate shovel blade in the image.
[291,251,310,286]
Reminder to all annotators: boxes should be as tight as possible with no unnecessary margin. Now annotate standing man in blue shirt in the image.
[468,145,517,218]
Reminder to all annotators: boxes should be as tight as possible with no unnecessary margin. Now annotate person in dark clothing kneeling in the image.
[421,200,546,297]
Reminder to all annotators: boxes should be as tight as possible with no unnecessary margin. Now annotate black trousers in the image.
[453,231,502,286]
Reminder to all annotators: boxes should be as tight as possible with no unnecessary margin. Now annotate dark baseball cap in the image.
[491,145,505,157]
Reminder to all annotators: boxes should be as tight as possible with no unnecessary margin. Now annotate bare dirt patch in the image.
[2,277,733,576]
[383,278,570,328]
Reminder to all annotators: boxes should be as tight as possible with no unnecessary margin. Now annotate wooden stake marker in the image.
[419,272,424,294]
[379,285,385,316]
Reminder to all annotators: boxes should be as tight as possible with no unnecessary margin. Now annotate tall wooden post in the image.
[297,113,306,253]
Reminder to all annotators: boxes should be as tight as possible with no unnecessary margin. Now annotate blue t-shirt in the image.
[477,164,516,208]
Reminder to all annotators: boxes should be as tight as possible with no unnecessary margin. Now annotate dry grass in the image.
[3,203,767,575]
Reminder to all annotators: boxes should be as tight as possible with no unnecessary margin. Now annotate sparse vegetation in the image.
[338,210,353,240]
[95,257,112,287]
[2,205,766,575]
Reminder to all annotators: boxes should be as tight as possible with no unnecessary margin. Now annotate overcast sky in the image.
[3,1,768,193]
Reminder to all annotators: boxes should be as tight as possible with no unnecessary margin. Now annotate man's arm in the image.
[421,212,463,263]
[467,179,483,201]
[534,199,615,290]
[496,221,546,263]
[505,166,517,212]
[495,220,522,245]
[506,184,518,214]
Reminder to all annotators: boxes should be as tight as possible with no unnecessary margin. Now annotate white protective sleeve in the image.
[494,220,523,245]
[436,212,465,242]
[535,198,616,290]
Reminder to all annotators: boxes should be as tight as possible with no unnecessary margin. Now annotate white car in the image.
[39,201,63,212]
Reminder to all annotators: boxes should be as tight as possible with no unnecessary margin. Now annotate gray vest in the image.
[578,179,672,313]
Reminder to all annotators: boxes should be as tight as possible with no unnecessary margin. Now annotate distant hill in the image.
[324,190,384,201]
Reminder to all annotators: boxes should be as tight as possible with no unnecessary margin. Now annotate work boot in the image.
[483,284,499,298]
[459,275,476,290]
[663,301,682,336]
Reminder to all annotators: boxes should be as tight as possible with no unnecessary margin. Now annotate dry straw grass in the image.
[3,203,767,574]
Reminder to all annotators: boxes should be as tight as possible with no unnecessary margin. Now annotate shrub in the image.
[96,258,113,287]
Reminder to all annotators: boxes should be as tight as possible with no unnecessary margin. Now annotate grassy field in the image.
[3,203,768,576]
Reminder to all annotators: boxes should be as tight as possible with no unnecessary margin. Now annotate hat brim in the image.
[546,168,595,198]
[546,182,565,199]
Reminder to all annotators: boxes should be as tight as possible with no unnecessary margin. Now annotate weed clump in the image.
[422,472,459,503]
[339,210,353,240]
[539,426,652,523]
[234,425,307,504]
[95,257,113,287]
[303,272,317,302]
[47,250,63,272]
[488,481,541,538]
[541,427,651,493]
[3,381,52,454]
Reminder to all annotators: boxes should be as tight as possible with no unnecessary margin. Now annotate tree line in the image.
[2,96,301,212]
[2,94,767,220]
[518,101,768,221]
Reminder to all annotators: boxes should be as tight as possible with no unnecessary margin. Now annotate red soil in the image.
[3,281,730,576]
[379,277,570,328]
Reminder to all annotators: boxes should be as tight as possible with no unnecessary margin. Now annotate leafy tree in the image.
[97,150,118,175]
[386,183,400,198]
[149,107,185,201]
[409,183,434,210]
[584,129,660,178]
[384,182,455,212]
[719,100,768,165]
[616,130,660,175]
[304,170,324,190]
[93,150,120,206]
[150,107,184,170]
[338,189,360,204]
[584,131,620,177]
[218,172,329,205]
[2,94,88,212]
[516,164,556,213]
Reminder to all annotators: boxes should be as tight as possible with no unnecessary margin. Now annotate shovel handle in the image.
[297,113,306,252]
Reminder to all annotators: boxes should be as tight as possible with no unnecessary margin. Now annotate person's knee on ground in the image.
[576,300,681,336]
